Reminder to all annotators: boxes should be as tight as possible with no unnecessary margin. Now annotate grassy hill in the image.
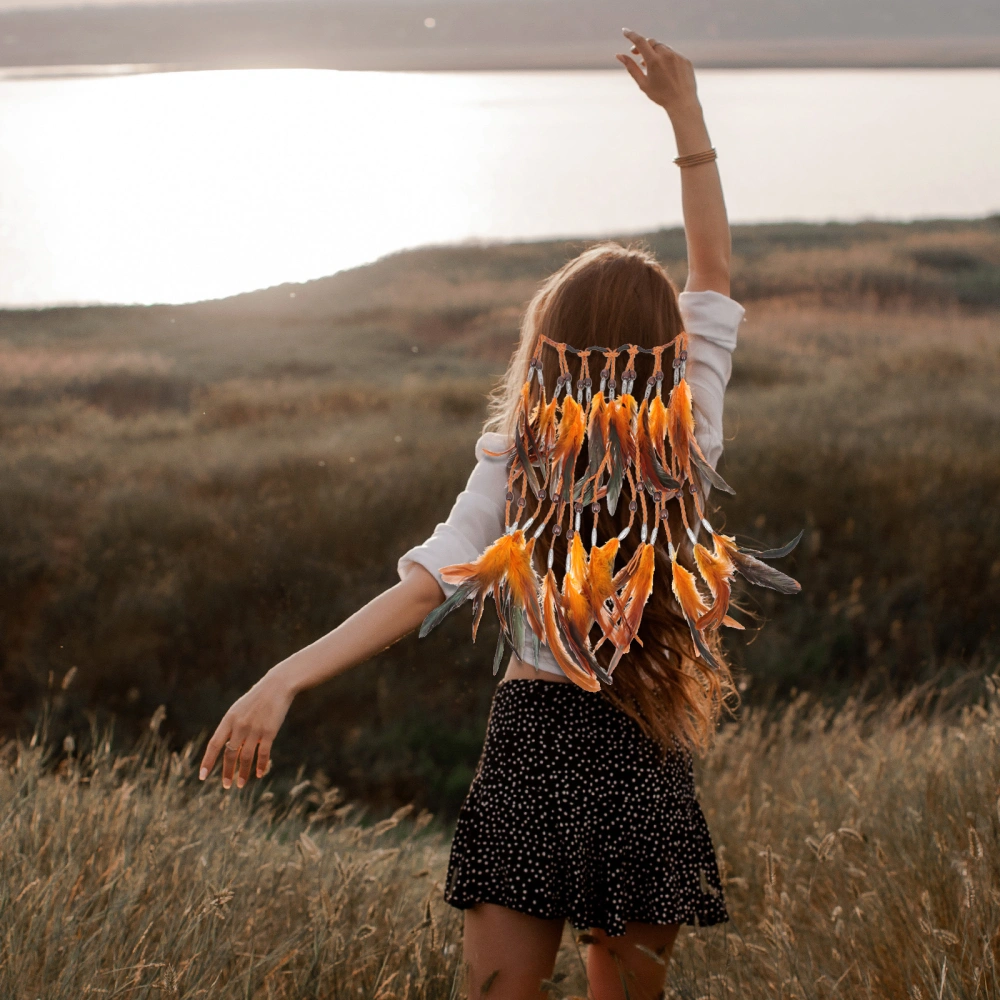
[1,216,999,816]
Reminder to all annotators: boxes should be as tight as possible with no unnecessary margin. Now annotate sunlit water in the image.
[1,67,997,307]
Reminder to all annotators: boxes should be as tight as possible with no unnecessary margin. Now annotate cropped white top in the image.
[397,289,746,676]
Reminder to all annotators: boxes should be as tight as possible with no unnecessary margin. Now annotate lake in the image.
[1,67,997,307]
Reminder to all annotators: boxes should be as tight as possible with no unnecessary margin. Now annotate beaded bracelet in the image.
[674,147,717,168]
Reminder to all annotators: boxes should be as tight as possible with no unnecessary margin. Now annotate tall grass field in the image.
[2,677,998,996]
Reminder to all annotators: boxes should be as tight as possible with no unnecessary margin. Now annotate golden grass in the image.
[0,723,463,997]
[682,676,1000,999]
[3,676,998,997]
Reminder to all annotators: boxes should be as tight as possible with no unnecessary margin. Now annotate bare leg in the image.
[586,922,680,1000]
[463,902,565,1000]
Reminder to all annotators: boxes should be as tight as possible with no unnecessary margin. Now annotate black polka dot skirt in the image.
[444,678,729,937]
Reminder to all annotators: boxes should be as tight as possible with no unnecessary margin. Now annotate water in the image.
[1,67,997,307]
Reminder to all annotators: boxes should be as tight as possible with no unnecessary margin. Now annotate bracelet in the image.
[674,147,717,168]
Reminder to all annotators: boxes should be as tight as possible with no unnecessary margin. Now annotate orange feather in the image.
[611,540,644,592]
[562,532,594,640]
[666,378,695,482]
[504,535,545,640]
[440,530,543,642]
[634,398,655,490]
[532,394,560,455]
[608,393,637,467]
[610,542,655,660]
[710,531,738,561]
[548,394,586,500]
[670,552,710,627]
[587,390,611,444]
[635,398,679,495]
[693,540,735,631]
[648,394,670,468]
[586,537,621,639]
[542,570,601,692]
[439,534,513,589]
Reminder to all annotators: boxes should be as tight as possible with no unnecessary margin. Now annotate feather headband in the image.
[419,331,802,691]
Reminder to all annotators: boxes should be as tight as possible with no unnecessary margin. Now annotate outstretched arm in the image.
[617,29,732,297]
[198,563,444,788]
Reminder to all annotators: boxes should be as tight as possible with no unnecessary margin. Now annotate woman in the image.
[201,30,742,999]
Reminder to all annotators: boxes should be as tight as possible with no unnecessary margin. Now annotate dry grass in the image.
[0,716,464,997]
[3,675,998,997]
[678,675,1000,999]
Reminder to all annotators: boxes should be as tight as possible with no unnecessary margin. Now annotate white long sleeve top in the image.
[397,289,746,676]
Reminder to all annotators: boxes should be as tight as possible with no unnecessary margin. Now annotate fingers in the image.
[200,718,232,781]
[221,726,250,789]
[256,738,273,780]
[616,52,647,90]
[647,37,677,56]
[622,28,657,66]
[236,735,257,789]
[200,703,278,788]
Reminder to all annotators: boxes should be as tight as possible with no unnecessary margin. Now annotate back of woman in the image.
[401,244,741,998]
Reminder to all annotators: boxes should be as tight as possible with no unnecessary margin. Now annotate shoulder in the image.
[474,431,513,464]
[678,289,745,353]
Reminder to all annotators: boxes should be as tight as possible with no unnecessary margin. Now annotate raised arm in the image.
[617,29,732,297]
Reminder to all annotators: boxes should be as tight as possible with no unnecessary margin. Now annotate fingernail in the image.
[237,777,245,789]
[199,767,207,780]
[222,778,231,789]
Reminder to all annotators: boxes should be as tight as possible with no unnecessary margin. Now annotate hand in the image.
[616,29,700,119]
[199,671,295,789]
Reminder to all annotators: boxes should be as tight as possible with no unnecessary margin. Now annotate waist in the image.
[503,651,571,683]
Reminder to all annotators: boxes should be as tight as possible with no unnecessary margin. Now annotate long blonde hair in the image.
[485,241,738,753]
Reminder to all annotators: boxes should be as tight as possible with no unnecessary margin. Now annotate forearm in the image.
[267,570,444,696]
[199,565,446,787]
[668,102,732,294]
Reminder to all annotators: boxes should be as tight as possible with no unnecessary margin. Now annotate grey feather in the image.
[419,580,476,638]
[733,550,802,594]
[492,632,506,675]
[510,605,525,661]
[691,449,735,495]
[739,529,804,561]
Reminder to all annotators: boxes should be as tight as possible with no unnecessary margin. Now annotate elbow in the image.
[399,562,447,615]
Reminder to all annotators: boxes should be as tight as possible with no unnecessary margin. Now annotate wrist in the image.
[669,107,712,156]
[665,98,704,124]
[265,659,304,700]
